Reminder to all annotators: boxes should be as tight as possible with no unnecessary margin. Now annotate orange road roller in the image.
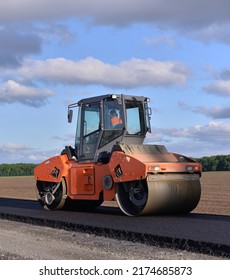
[34,94,202,216]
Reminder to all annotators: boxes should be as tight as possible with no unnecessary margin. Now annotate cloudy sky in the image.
[1,0,230,163]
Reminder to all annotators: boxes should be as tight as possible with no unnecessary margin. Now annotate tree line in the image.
[0,155,230,176]
[195,155,230,172]
[0,163,38,176]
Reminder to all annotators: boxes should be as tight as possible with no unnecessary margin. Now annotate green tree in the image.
[195,154,230,172]
[0,163,38,176]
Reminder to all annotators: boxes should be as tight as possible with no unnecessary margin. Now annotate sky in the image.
[1,0,230,163]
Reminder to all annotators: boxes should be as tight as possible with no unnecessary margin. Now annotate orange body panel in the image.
[34,155,69,183]
[108,151,201,183]
[69,165,95,195]
[34,151,201,203]
[108,151,147,183]
[67,162,118,201]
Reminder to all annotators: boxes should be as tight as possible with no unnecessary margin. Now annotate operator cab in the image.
[68,94,151,162]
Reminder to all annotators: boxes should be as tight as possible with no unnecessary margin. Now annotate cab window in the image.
[125,101,144,135]
[81,103,100,158]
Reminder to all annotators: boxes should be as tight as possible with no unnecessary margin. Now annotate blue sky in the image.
[1,0,230,163]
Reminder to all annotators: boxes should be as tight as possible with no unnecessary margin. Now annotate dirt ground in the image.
[194,172,230,215]
[0,176,37,200]
[0,172,229,216]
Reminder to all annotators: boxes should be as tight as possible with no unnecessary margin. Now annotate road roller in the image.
[34,94,202,216]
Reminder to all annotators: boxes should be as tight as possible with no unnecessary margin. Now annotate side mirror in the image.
[68,109,73,123]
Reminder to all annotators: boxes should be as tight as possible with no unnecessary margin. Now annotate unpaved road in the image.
[0,219,224,260]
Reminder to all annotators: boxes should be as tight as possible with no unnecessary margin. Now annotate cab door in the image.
[76,102,101,161]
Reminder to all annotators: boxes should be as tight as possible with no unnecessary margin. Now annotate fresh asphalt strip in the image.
[0,198,229,258]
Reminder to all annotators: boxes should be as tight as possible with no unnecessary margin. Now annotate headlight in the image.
[186,166,193,171]
[148,166,160,172]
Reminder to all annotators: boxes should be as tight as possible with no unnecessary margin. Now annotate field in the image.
[0,172,230,216]
[195,171,230,215]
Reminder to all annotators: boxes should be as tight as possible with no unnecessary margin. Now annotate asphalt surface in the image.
[0,198,229,258]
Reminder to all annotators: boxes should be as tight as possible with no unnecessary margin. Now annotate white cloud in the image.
[204,80,230,97]
[0,0,227,25]
[0,80,55,107]
[0,1,229,29]
[146,121,230,157]
[35,23,75,44]
[0,25,42,67]
[178,102,230,119]
[157,121,230,144]
[194,23,230,44]
[199,106,230,119]
[0,142,33,163]
[19,57,189,88]
[203,67,230,96]
[1,143,31,151]
[161,139,230,158]
[1,1,230,46]
[0,142,59,163]
[144,35,175,47]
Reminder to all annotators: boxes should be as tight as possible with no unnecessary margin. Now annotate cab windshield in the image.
[99,99,124,148]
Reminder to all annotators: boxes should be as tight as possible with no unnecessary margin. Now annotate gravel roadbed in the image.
[0,219,226,260]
